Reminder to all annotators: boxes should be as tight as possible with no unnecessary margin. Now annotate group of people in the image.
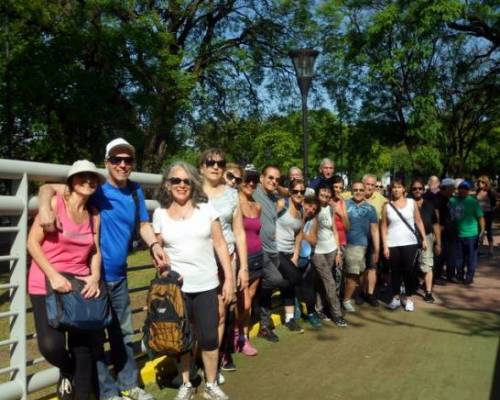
[26,139,496,400]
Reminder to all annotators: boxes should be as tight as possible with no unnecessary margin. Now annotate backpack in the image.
[142,271,193,356]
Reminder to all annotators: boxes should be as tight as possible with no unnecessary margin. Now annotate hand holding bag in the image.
[45,273,112,331]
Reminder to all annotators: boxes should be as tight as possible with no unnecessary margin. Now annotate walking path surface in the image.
[145,231,500,400]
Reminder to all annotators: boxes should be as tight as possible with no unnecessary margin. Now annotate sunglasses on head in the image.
[168,177,191,186]
[226,171,242,185]
[412,187,424,191]
[108,156,134,165]
[204,159,226,168]
[290,189,306,195]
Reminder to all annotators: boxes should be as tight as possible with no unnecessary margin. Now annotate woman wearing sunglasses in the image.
[275,179,308,333]
[234,166,263,356]
[224,163,244,188]
[381,178,427,312]
[27,160,104,400]
[199,149,249,376]
[152,161,233,400]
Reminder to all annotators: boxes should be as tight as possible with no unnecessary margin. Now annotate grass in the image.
[1,250,500,400]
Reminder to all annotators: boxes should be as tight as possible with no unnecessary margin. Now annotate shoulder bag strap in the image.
[388,201,421,244]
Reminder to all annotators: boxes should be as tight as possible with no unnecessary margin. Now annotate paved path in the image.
[145,232,500,400]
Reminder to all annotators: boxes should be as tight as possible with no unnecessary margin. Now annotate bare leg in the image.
[179,352,191,384]
[366,268,377,295]
[344,274,359,301]
[201,349,219,383]
[424,271,433,292]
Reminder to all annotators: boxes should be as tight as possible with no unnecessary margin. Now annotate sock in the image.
[285,312,294,322]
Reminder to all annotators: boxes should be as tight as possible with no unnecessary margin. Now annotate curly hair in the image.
[157,161,208,208]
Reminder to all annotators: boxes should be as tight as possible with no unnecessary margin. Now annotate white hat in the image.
[105,138,135,159]
[440,178,455,188]
[67,160,106,184]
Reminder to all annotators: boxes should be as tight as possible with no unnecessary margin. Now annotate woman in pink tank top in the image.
[234,167,263,357]
[27,160,104,400]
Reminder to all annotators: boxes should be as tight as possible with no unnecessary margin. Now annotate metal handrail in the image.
[0,158,163,400]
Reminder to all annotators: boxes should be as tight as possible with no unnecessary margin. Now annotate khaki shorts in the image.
[344,245,368,275]
[420,234,434,273]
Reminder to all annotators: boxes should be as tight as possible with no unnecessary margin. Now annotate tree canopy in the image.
[1,0,498,179]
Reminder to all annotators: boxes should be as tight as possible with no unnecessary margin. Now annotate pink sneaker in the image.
[240,337,258,356]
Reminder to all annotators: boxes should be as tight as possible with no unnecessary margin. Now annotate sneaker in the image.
[202,371,225,385]
[203,382,229,400]
[239,337,258,356]
[448,277,461,284]
[174,383,195,400]
[219,353,236,372]
[121,388,154,400]
[386,297,401,310]
[284,318,304,333]
[464,277,474,285]
[404,298,415,312]
[305,313,322,329]
[355,292,365,305]
[433,277,447,286]
[332,316,348,327]
[317,310,331,322]
[57,375,73,400]
[366,294,379,307]
[423,292,435,303]
[342,300,356,313]
[257,326,279,343]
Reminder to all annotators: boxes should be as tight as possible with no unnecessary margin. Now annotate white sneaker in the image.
[174,383,195,400]
[404,298,415,312]
[342,300,356,313]
[387,297,401,310]
[203,382,229,400]
[202,371,225,385]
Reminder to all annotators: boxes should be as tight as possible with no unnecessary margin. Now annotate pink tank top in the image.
[243,216,262,255]
[28,194,96,295]
[333,199,347,246]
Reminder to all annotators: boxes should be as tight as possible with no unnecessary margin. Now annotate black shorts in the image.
[247,251,264,281]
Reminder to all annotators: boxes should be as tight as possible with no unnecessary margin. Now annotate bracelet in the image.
[149,241,160,252]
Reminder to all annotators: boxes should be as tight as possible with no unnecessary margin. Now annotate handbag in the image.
[388,202,423,266]
[45,273,112,331]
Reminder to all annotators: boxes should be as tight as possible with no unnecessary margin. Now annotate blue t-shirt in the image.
[346,199,377,246]
[90,181,149,282]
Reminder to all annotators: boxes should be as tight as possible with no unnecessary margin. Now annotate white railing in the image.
[0,159,162,400]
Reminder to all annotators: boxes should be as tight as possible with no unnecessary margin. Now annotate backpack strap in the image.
[277,196,290,218]
[127,180,140,249]
[388,201,421,245]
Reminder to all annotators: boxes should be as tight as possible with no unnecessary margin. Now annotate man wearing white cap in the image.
[38,138,167,400]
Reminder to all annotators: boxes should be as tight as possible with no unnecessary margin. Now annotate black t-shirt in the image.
[434,192,451,227]
[418,199,437,235]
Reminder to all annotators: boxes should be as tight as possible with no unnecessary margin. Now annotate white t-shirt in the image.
[209,187,238,254]
[152,203,220,293]
[386,198,418,247]
[315,206,338,254]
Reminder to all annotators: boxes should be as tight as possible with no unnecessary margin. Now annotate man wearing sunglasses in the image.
[252,165,289,342]
[38,138,167,400]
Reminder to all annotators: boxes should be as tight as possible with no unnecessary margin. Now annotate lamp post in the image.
[288,48,319,182]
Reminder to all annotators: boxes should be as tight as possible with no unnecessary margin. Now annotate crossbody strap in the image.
[388,201,421,244]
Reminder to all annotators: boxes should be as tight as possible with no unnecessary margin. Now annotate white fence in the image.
[0,159,162,400]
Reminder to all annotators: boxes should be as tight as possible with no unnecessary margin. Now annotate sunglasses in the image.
[353,188,365,192]
[168,177,191,186]
[290,189,306,195]
[108,156,134,165]
[244,176,259,185]
[412,187,424,191]
[226,171,242,185]
[75,172,98,182]
[266,175,280,183]
[376,185,383,189]
[204,159,226,168]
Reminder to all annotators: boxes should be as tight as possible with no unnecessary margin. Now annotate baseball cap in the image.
[458,180,472,190]
[67,160,106,184]
[105,138,135,159]
[440,178,455,188]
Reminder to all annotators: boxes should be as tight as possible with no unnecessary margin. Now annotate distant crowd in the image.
[27,138,498,400]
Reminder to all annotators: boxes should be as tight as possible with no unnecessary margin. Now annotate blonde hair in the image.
[478,175,491,189]
[226,162,243,176]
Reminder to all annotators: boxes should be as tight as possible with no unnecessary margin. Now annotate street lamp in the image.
[288,48,319,182]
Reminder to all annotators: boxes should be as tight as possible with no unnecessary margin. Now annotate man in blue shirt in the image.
[342,181,379,312]
[38,138,168,400]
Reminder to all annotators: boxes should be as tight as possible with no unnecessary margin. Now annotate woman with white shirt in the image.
[152,161,233,400]
[381,178,427,312]
[199,148,248,374]
[312,183,348,327]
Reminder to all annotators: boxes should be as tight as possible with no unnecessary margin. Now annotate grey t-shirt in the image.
[253,185,278,254]
[209,186,238,254]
